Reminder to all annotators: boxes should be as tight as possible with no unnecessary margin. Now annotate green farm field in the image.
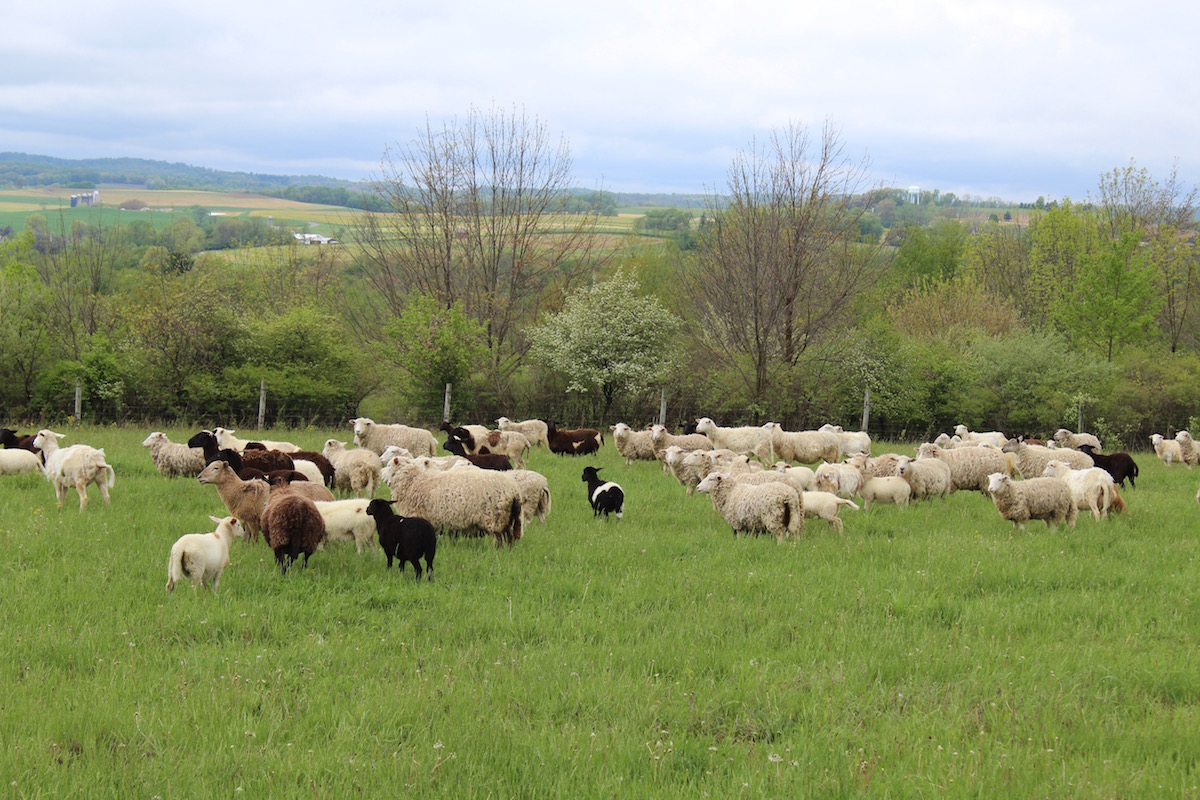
[2,426,1198,798]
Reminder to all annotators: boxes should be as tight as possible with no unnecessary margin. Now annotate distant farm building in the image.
[70,190,100,208]
[908,186,920,204]
[294,232,338,245]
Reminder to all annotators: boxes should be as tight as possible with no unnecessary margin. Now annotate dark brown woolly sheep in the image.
[261,492,326,574]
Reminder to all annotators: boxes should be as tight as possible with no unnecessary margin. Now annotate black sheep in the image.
[1078,445,1139,488]
[442,437,512,470]
[582,466,624,520]
[365,499,437,579]
[260,492,326,574]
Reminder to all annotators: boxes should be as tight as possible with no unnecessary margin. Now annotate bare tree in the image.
[349,104,609,400]
[682,121,888,413]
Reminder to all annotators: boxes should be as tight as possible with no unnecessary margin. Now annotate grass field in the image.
[1,426,1198,798]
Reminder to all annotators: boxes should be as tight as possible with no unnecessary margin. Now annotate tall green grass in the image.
[1,426,1198,797]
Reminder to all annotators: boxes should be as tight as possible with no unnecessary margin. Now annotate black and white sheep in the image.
[365,499,436,578]
[581,466,624,520]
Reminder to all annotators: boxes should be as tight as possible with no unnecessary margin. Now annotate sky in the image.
[3,0,1198,202]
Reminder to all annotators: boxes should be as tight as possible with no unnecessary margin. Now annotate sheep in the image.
[260,491,327,574]
[267,475,335,503]
[895,455,952,502]
[545,420,603,456]
[695,417,775,461]
[212,426,300,453]
[858,476,911,512]
[385,457,523,547]
[953,425,1009,448]
[495,417,550,449]
[696,470,803,543]
[0,427,40,454]
[290,451,336,487]
[351,417,437,458]
[187,430,295,473]
[312,498,377,553]
[31,429,115,510]
[846,452,903,480]
[1001,438,1092,479]
[648,424,712,471]
[1151,433,1185,467]
[1053,428,1103,452]
[439,421,492,450]
[669,448,741,494]
[800,491,860,533]
[916,441,1009,492]
[165,515,244,594]
[0,448,46,477]
[759,422,839,465]
[322,439,382,498]
[814,461,864,499]
[1176,431,1200,467]
[611,422,657,466]
[509,469,552,524]
[197,460,270,540]
[582,466,624,520]
[1076,445,1138,488]
[441,437,514,470]
[472,429,531,467]
[986,472,1077,530]
[365,499,436,578]
[769,462,816,491]
[141,432,206,478]
[1041,460,1125,521]
[819,424,871,456]
[714,464,811,500]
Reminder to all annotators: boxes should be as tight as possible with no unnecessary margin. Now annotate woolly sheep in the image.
[696,471,803,543]
[846,452,903,479]
[895,455,952,501]
[322,439,382,498]
[1077,445,1139,488]
[165,515,244,594]
[986,472,1077,530]
[758,422,837,465]
[212,426,300,453]
[0,448,46,477]
[509,469,552,524]
[669,448,741,494]
[1053,428,1103,452]
[365,499,436,578]
[197,460,270,541]
[352,417,437,458]
[716,464,812,501]
[260,491,327,574]
[268,476,335,503]
[648,424,712,471]
[1001,438,1092,479]
[1176,431,1200,467]
[495,417,550,449]
[386,457,523,547]
[858,476,911,512]
[769,462,816,491]
[695,417,775,461]
[32,429,115,511]
[611,423,657,466]
[953,425,1008,448]
[819,424,871,456]
[814,462,864,499]
[917,442,1009,493]
[471,429,531,468]
[141,431,206,478]
[800,491,859,533]
[312,498,377,552]
[1041,460,1125,521]
[1151,433,1185,467]
[545,420,603,456]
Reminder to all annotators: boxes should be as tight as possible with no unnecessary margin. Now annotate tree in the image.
[0,236,53,408]
[528,271,681,420]
[382,294,488,418]
[349,104,610,402]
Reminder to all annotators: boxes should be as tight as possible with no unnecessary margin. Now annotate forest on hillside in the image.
[2,116,1199,449]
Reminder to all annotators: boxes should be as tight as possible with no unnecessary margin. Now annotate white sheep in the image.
[918,442,1010,492]
[858,476,911,512]
[166,515,244,594]
[468,429,531,468]
[212,426,300,453]
[1151,433,1185,466]
[385,457,523,547]
[611,422,658,466]
[769,461,816,491]
[696,471,803,543]
[31,429,115,510]
[813,461,864,499]
[351,417,437,458]
[819,424,871,456]
[322,439,382,498]
[495,417,550,449]
[312,498,377,552]
[1175,431,1200,467]
[509,469,552,524]
[986,472,1077,530]
[695,417,775,461]
[0,449,46,477]
[953,425,1008,448]
[846,452,903,479]
[800,491,859,533]
[141,431,206,478]
[895,455,952,501]
[648,424,712,471]
[1001,438,1092,479]
[1053,428,1103,452]
[671,448,742,494]
[1041,460,1124,521]
[760,422,840,464]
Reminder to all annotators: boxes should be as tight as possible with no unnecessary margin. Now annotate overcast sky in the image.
[3,1,1197,201]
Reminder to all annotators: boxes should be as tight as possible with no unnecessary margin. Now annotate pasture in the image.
[1,425,1198,798]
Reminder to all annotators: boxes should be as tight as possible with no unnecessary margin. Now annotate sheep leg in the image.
[75,477,89,511]
[274,548,290,574]
[409,559,422,580]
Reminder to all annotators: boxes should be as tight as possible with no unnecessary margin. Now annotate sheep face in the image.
[986,472,1009,494]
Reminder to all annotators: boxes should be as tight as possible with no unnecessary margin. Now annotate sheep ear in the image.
[209,515,223,523]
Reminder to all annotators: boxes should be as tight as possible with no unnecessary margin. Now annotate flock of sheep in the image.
[4,415,1199,594]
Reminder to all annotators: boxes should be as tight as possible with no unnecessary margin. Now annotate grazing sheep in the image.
[441,437,513,470]
[212,427,300,453]
[695,417,775,461]
[260,491,327,574]
[582,466,624,520]
[953,425,1009,448]
[696,471,803,543]
[1176,431,1200,467]
[187,430,295,473]
[267,475,335,503]
[166,515,244,594]
[760,422,839,465]
[1001,438,1093,479]
[312,498,377,553]
[769,462,816,492]
[351,417,437,458]
[0,448,46,477]
[896,455,952,502]
[509,469,552,524]
[814,461,864,499]
[1077,445,1138,488]
[1053,428,1103,452]
[141,432,206,478]
[322,439,382,498]
[611,423,657,466]
[495,417,550,449]
[545,420,603,456]
[31,430,115,511]
[1151,433,1185,467]
[1041,460,1125,521]
[648,424,712,471]
[365,499,436,578]
[386,458,523,547]
[668,448,741,494]
[800,491,859,533]
[197,460,270,541]
[819,424,871,456]
[714,465,812,502]
[847,452,903,479]
[858,476,911,512]
[472,429,531,467]
[917,442,1010,493]
[986,472,1077,530]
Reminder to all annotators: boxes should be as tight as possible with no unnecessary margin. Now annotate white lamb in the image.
[0,449,46,477]
[800,491,860,533]
[352,417,437,458]
[31,429,115,510]
[1041,460,1124,521]
[858,476,911,512]
[166,515,244,594]
[312,498,377,552]
[322,439,382,498]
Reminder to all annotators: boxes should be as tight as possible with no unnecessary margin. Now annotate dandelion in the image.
[769,753,783,763]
